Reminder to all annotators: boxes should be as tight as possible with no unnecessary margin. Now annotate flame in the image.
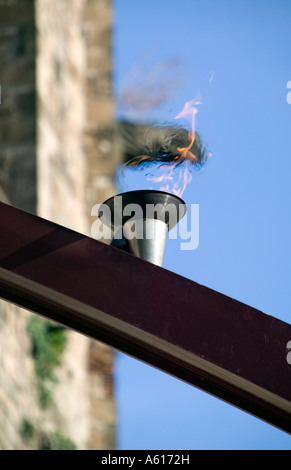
[121,98,202,198]
[149,99,201,197]
[175,99,200,162]
[171,99,201,196]
[156,98,200,197]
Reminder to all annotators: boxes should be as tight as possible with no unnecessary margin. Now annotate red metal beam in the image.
[0,201,291,433]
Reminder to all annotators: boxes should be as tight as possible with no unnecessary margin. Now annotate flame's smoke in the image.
[118,99,208,198]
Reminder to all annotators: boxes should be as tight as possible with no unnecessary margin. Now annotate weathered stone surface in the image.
[0,0,118,450]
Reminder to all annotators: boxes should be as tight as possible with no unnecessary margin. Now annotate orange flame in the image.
[147,99,201,197]
[175,99,201,162]
[172,99,201,196]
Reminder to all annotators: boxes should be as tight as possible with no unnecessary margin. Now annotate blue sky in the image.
[112,0,291,449]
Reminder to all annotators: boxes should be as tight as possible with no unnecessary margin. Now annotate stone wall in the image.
[37,0,119,232]
[0,0,118,450]
[0,0,36,213]
[0,0,39,450]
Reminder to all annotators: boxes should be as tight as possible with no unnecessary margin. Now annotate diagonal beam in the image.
[0,201,291,433]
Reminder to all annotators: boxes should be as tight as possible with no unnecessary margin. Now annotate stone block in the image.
[0,1,35,26]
